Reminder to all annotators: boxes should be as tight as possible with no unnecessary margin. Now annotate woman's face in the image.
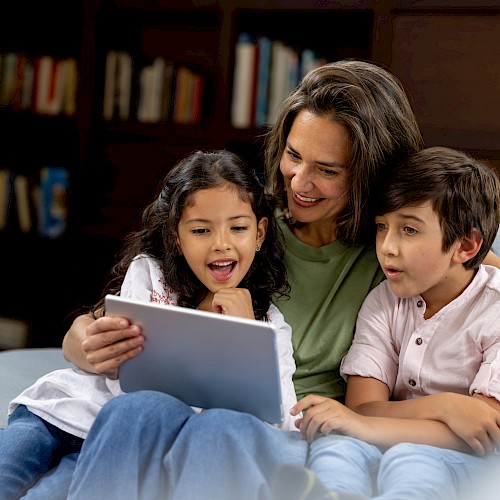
[280,110,350,226]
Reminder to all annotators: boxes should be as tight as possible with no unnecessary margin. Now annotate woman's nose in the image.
[290,163,313,192]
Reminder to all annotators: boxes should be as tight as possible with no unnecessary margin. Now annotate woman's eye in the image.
[319,168,338,177]
[192,228,208,235]
[404,226,417,236]
[232,226,248,232]
[287,149,300,161]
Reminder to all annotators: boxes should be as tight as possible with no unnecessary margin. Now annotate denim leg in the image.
[67,391,195,500]
[308,434,380,497]
[0,405,81,500]
[376,443,488,500]
[22,452,79,500]
[165,408,308,500]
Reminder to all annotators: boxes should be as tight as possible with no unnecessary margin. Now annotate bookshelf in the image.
[5,1,496,348]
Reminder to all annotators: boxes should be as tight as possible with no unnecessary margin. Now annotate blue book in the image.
[38,166,69,238]
[254,36,272,128]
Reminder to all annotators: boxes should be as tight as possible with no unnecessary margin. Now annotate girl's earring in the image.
[256,244,261,252]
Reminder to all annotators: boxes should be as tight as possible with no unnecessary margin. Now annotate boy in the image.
[273,146,500,499]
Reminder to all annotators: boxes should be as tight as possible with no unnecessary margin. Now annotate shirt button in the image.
[417,300,423,307]
[416,338,422,345]
[409,379,416,386]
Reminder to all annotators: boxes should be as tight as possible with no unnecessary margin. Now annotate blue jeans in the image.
[308,434,493,499]
[0,404,82,500]
[67,390,307,500]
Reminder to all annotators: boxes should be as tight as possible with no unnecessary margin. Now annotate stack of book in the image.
[230,34,327,129]
[103,51,204,125]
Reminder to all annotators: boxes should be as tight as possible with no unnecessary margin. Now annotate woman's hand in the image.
[63,313,144,379]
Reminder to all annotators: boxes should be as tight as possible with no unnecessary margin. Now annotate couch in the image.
[0,348,71,428]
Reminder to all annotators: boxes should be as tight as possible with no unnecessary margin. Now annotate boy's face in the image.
[176,184,267,295]
[375,202,461,300]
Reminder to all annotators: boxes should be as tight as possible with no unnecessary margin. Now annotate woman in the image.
[64,60,497,499]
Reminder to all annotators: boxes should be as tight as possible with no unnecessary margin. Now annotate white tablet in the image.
[105,294,284,423]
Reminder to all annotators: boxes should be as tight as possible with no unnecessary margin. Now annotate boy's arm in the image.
[344,375,500,455]
[293,393,478,453]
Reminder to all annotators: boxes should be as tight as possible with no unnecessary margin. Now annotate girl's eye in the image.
[232,226,248,232]
[192,228,208,235]
[375,222,386,231]
[404,226,417,236]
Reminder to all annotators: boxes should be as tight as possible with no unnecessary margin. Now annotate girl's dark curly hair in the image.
[92,150,289,321]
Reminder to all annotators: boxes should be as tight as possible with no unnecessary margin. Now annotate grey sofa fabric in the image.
[0,348,71,428]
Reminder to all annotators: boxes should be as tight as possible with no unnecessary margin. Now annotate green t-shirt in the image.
[274,217,385,403]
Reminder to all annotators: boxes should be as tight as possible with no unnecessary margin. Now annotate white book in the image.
[137,65,155,123]
[231,33,257,129]
[267,40,289,126]
[149,57,166,122]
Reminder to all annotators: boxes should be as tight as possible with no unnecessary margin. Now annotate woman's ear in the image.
[256,217,268,250]
[452,228,482,264]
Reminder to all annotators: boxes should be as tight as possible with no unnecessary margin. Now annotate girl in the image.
[0,150,297,500]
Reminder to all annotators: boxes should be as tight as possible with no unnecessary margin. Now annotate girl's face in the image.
[176,184,267,294]
[280,110,350,227]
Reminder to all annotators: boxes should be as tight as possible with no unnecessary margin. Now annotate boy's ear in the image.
[453,228,482,264]
[256,217,268,248]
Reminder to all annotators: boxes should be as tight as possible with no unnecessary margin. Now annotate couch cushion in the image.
[0,348,71,428]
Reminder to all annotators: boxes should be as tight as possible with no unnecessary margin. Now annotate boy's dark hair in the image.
[377,146,500,269]
[95,150,289,320]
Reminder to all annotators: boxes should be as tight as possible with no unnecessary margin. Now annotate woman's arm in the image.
[62,313,144,378]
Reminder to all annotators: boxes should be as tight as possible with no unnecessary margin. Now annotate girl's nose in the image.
[379,232,398,256]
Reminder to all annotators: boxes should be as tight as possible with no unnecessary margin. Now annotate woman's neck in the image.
[289,220,337,247]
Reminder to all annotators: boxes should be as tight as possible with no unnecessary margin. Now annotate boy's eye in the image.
[404,226,417,236]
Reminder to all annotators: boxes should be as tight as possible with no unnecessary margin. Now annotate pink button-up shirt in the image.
[341,265,500,401]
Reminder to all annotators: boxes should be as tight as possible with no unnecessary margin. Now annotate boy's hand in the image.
[82,316,144,379]
[438,393,500,456]
[291,395,367,443]
[211,288,255,319]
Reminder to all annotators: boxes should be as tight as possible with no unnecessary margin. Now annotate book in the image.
[159,61,175,121]
[230,33,257,129]
[0,53,18,107]
[103,51,132,121]
[0,170,12,231]
[38,167,69,238]
[103,51,118,119]
[267,40,289,126]
[117,52,132,120]
[13,175,32,233]
[254,36,272,128]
